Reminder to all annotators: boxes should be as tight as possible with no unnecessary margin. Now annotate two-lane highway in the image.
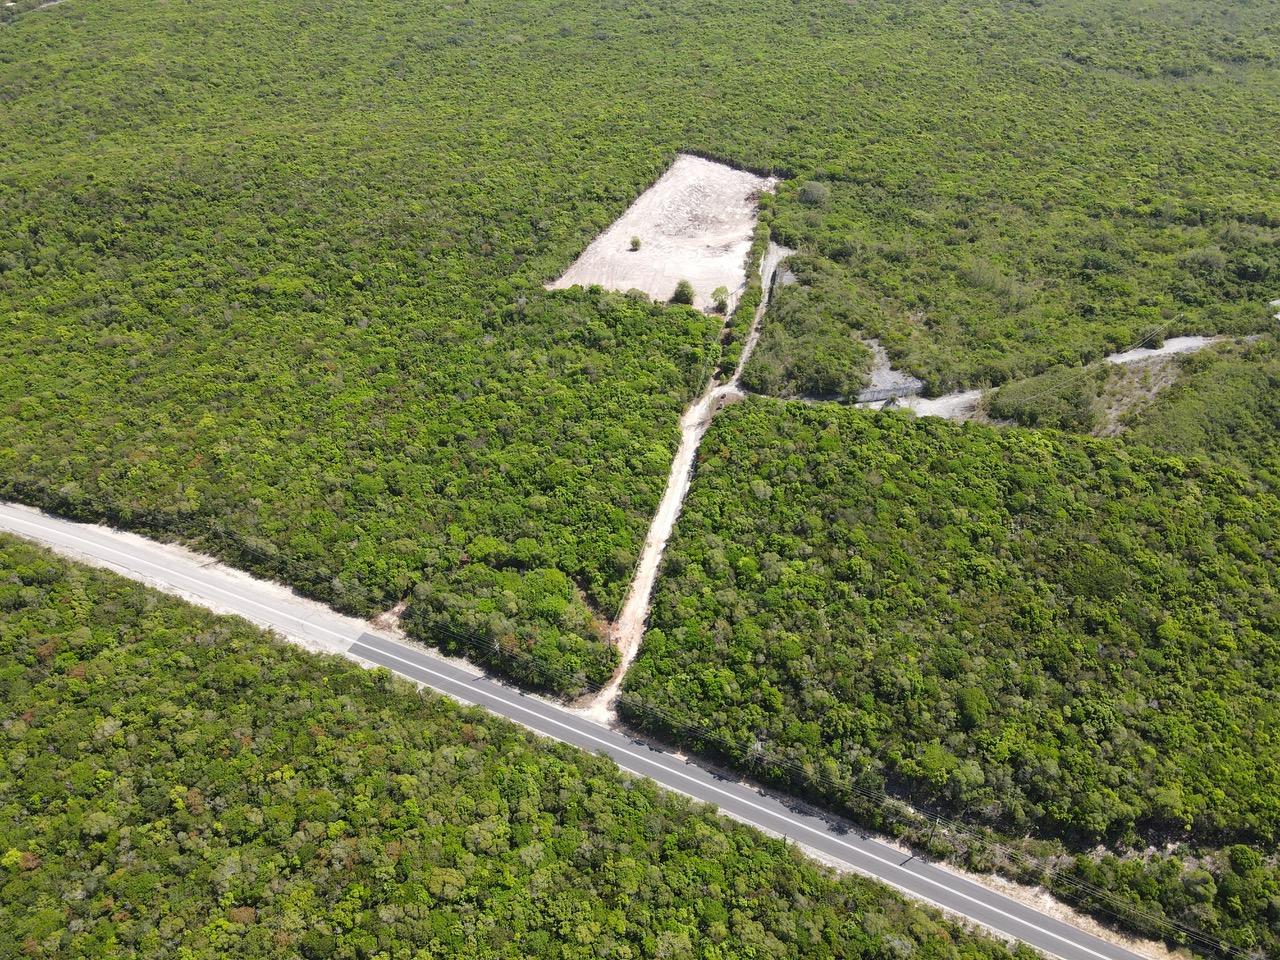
[0,501,1156,960]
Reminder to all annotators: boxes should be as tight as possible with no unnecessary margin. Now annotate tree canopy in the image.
[625,399,1280,953]
[0,533,1028,960]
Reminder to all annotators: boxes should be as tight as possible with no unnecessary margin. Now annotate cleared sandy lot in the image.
[548,154,776,311]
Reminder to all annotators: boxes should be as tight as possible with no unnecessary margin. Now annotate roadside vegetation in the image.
[626,399,1280,955]
[0,534,1030,960]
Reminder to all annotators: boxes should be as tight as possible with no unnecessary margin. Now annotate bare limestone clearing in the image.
[548,154,778,311]
[863,338,925,395]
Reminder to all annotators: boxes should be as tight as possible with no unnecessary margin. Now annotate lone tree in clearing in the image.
[671,279,695,305]
[712,286,730,313]
[630,236,642,251]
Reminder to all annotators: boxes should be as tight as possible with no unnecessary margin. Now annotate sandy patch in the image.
[547,154,777,312]
[370,596,410,632]
[1105,335,1217,365]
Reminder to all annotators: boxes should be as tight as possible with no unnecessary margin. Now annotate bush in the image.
[798,180,830,206]
[671,279,695,305]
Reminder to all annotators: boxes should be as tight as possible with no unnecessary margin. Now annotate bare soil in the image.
[547,154,777,312]
[863,338,925,394]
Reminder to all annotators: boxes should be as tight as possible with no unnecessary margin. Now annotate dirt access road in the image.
[586,241,792,723]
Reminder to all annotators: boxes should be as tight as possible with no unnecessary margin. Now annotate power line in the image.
[987,318,1181,412]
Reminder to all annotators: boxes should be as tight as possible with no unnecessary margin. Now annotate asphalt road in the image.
[0,502,1153,960]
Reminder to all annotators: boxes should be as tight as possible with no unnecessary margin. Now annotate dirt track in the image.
[585,242,792,722]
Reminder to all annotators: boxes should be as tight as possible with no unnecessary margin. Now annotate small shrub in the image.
[798,181,830,206]
[671,279,695,305]
[630,236,641,251]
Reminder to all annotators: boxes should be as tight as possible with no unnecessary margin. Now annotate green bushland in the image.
[3,0,1279,946]
[986,364,1113,432]
[741,257,875,398]
[985,336,1280,491]
[624,398,1280,954]
[0,534,1031,960]
[1124,337,1280,488]
[768,127,1279,395]
[4,0,1278,688]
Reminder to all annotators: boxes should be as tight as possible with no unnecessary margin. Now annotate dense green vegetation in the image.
[0,534,1030,960]
[1125,337,1280,489]
[4,0,1279,685]
[2,0,744,690]
[768,83,1280,393]
[717,218,772,376]
[625,399,1280,952]
[771,183,1278,393]
[740,259,874,399]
